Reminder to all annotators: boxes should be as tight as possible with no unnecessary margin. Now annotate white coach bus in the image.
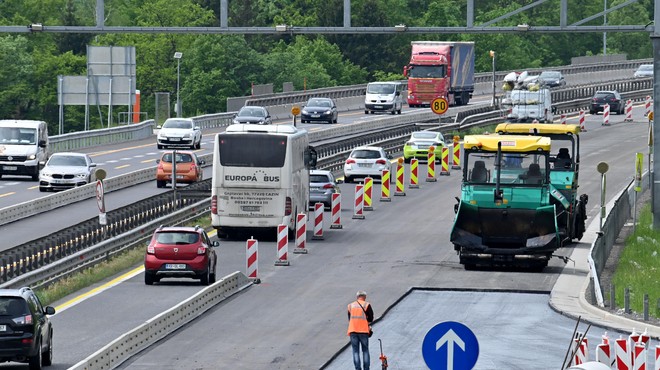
[211,124,317,238]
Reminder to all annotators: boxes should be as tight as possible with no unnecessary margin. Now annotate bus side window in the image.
[305,146,318,169]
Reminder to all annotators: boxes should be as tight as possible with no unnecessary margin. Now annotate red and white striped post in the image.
[440,146,451,176]
[596,342,611,366]
[293,213,307,254]
[451,137,461,169]
[395,158,406,196]
[246,237,260,283]
[625,99,634,122]
[427,146,437,182]
[409,158,419,189]
[654,345,660,370]
[353,183,365,219]
[616,337,632,370]
[560,113,567,125]
[572,336,588,365]
[602,103,611,126]
[646,95,652,116]
[633,341,647,370]
[330,193,342,229]
[312,202,324,240]
[579,109,587,132]
[275,224,289,266]
[380,169,391,202]
[363,176,374,211]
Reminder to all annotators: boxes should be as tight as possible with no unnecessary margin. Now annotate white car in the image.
[634,64,653,78]
[39,152,97,192]
[156,118,202,149]
[343,146,392,183]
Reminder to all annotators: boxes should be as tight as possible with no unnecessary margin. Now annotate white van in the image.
[0,120,50,180]
[506,88,555,123]
[364,81,404,115]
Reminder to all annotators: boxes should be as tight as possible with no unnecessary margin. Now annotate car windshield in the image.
[48,155,87,167]
[0,297,29,317]
[594,92,615,99]
[163,120,193,129]
[351,149,382,159]
[540,71,560,78]
[412,132,438,140]
[367,84,396,94]
[310,174,331,183]
[162,153,193,163]
[156,232,199,244]
[238,108,265,117]
[308,99,332,107]
[407,65,446,78]
[0,128,36,145]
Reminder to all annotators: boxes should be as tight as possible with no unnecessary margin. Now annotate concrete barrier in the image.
[69,271,252,370]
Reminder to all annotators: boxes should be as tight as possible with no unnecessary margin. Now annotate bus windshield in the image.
[219,134,287,168]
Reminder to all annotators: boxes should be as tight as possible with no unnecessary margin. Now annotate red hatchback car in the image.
[144,225,219,285]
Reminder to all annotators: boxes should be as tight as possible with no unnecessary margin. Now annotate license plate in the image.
[0,325,6,331]
[242,206,260,212]
[311,114,320,118]
[358,163,372,168]
[169,137,181,142]
[418,145,429,149]
[165,264,186,270]
[374,105,383,109]
[311,187,321,191]
[2,166,17,171]
[176,175,185,179]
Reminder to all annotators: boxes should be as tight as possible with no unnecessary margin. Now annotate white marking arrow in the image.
[436,329,466,370]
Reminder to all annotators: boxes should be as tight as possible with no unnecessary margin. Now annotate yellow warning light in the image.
[649,111,654,121]
[453,135,460,144]
[429,145,435,151]
[397,157,404,164]
[503,198,508,204]
[469,200,477,205]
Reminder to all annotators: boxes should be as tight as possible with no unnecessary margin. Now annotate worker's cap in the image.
[356,290,367,298]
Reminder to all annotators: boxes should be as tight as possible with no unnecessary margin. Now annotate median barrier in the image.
[69,271,252,370]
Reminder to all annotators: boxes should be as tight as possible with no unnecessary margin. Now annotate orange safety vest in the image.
[347,300,370,335]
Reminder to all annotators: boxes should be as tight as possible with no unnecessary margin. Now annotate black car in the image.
[301,97,338,124]
[538,70,566,88]
[232,106,272,125]
[0,287,55,370]
[590,90,625,115]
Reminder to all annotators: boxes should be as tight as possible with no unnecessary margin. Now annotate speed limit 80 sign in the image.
[431,97,449,115]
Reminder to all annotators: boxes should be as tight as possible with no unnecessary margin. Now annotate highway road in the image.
[7,107,644,369]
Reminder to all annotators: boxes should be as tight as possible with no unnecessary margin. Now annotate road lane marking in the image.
[0,192,16,198]
[115,164,130,169]
[53,266,144,314]
[141,159,156,163]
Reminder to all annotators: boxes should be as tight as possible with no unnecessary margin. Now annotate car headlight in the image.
[302,109,309,114]
[28,154,36,160]
[76,173,88,179]
[324,110,331,114]
[40,171,51,177]
[258,119,265,124]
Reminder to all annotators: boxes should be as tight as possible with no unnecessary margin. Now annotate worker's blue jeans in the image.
[350,332,370,370]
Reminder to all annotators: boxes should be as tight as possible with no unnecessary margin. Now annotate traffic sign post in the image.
[422,321,479,370]
[291,105,300,127]
[431,97,449,115]
[96,179,107,225]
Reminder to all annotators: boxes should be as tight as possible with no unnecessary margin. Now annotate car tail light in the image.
[211,195,217,214]
[147,245,155,254]
[21,338,34,344]
[323,183,334,189]
[13,315,32,325]
[285,197,292,216]
[197,247,206,255]
[376,159,387,165]
[157,162,164,170]
[346,158,356,164]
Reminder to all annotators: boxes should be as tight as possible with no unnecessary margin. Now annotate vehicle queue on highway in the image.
[0,62,652,368]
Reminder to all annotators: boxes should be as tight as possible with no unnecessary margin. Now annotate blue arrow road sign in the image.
[422,321,479,370]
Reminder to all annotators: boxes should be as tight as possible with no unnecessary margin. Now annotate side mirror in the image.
[199,159,206,165]
[194,126,201,130]
[387,154,393,159]
[212,241,220,247]
[336,179,343,184]
[156,125,162,129]
[44,306,56,315]
[551,106,557,114]
[395,91,401,96]
[156,159,160,164]
[39,140,47,148]
[90,163,97,167]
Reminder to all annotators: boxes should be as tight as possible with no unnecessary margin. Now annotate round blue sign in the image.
[422,321,479,370]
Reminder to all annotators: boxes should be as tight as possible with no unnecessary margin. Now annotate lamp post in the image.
[489,50,496,107]
[174,52,182,117]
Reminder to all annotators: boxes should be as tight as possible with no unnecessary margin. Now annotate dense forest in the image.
[0,0,654,132]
